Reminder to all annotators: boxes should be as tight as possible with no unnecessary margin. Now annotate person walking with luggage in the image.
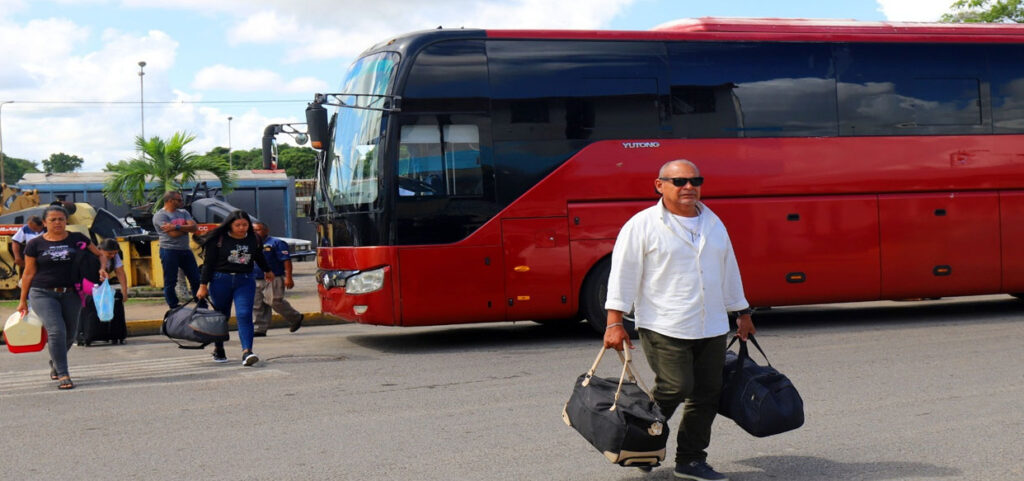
[195,210,273,366]
[251,221,304,336]
[153,190,201,308]
[603,159,756,481]
[16,205,104,390]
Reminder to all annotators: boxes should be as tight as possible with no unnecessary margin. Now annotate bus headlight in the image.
[317,269,358,289]
[344,267,386,294]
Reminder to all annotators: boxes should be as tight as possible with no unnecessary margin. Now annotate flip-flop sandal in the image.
[49,360,58,380]
[57,377,74,390]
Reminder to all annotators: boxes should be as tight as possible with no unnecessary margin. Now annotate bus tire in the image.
[581,258,638,338]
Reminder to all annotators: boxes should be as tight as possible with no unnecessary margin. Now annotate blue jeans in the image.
[29,287,81,378]
[160,248,201,308]
[209,272,256,352]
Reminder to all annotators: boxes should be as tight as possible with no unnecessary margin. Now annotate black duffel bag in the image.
[719,335,804,437]
[161,297,229,349]
[563,342,669,468]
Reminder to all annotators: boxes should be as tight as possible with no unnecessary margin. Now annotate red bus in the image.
[293,18,1024,333]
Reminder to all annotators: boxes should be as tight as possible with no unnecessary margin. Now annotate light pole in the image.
[138,61,146,150]
[0,100,12,185]
[227,116,233,169]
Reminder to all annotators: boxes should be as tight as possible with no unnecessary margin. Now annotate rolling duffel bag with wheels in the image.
[563,341,669,468]
[719,335,804,437]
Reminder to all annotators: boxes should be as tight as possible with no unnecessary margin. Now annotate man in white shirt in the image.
[12,215,45,270]
[604,159,755,481]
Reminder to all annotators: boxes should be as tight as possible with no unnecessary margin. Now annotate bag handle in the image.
[727,334,772,368]
[582,341,655,410]
[180,296,217,310]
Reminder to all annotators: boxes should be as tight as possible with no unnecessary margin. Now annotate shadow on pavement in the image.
[730,455,961,480]
[346,320,600,354]
[746,297,1021,331]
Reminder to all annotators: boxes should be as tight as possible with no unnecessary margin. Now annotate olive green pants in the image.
[639,329,727,464]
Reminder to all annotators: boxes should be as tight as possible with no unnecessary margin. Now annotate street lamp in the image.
[138,61,146,150]
[0,100,13,185]
[227,116,233,169]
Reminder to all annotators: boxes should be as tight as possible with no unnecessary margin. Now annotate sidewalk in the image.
[2,261,347,338]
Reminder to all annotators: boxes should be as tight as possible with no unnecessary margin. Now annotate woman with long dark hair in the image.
[17,205,104,390]
[195,210,273,366]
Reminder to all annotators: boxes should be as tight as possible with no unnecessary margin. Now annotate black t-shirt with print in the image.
[24,232,92,288]
[200,233,270,284]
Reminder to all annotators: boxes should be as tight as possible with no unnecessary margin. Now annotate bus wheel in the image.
[581,258,638,338]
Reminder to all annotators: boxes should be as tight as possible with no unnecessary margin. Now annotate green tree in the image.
[2,155,41,185]
[102,132,235,209]
[276,145,317,179]
[42,152,84,173]
[941,0,1024,22]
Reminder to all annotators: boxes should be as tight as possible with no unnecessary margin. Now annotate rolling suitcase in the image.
[77,291,127,346]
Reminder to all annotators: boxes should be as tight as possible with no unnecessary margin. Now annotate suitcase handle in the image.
[583,341,655,409]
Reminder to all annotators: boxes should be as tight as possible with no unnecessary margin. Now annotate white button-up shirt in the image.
[604,201,749,340]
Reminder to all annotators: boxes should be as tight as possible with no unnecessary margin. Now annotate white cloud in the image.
[227,10,300,45]
[876,0,954,21]
[192,65,327,93]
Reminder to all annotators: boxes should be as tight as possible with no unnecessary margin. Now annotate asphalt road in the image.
[1,295,1022,481]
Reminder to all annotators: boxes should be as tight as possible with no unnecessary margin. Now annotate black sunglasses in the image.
[658,176,704,187]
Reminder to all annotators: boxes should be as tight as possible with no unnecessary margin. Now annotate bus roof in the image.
[486,17,1024,43]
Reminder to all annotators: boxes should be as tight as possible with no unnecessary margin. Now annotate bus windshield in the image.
[325,51,400,208]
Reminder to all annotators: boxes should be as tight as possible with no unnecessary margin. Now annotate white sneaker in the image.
[242,352,260,366]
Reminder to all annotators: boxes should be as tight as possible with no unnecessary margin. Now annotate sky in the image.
[0,0,958,174]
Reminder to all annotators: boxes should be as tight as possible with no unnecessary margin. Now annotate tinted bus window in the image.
[667,42,837,138]
[487,40,666,141]
[836,43,990,136]
[487,40,667,204]
[403,40,489,112]
[987,44,1024,134]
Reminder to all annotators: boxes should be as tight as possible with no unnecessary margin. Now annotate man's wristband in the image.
[732,307,754,316]
[606,322,623,330]
[174,224,180,231]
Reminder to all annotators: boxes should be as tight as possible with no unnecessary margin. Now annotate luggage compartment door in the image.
[879,192,1000,299]
[502,217,573,320]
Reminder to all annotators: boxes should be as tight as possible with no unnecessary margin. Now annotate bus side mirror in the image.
[261,124,279,169]
[306,103,328,150]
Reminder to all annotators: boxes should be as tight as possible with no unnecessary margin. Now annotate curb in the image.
[126,311,348,337]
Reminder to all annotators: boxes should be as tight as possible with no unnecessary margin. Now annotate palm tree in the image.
[103,132,235,209]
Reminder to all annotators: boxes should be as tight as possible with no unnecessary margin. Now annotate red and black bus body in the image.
[312,18,1024,330]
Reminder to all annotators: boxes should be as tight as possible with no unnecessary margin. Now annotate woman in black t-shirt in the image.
[17,205,104,390]
[196,210,272,366]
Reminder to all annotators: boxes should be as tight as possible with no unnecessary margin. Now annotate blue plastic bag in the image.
[94,279,115,322]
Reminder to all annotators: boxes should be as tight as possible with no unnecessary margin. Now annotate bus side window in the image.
[398,125,442,197]
[442,125,483,197]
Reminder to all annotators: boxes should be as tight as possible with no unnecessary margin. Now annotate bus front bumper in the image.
[316,265,398,325]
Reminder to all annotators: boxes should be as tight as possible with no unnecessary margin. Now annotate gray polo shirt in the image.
[152,208,194,251]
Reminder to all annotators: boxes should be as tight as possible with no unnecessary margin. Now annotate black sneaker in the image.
[242,352,260,366]
[289,314,304,333]
[674,461,728,481]
[212,348,229,363]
